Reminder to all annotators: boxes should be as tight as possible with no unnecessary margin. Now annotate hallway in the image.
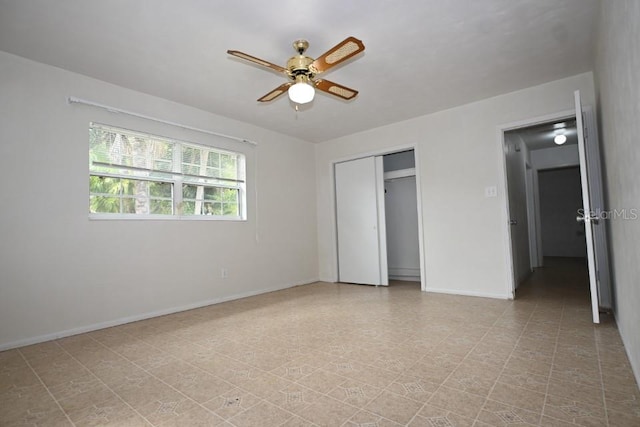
[513,257,639,425]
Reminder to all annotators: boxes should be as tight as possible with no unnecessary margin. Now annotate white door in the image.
[582,107,613,310]
[335,156,388,285]
[575,90,600,324]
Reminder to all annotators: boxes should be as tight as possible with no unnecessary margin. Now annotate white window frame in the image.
[89,123,247,221]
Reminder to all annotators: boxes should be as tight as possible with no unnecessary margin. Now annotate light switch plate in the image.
[485,186,498,198]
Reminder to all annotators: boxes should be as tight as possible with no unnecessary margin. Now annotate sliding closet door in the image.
[335,156,387,285]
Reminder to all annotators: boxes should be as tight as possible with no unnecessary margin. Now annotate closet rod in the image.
[67,96,258,146]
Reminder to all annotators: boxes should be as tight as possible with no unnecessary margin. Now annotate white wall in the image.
[316,72,596,299]
[530,144,579,170]
[0,52,318,349]
[594,0,640,384]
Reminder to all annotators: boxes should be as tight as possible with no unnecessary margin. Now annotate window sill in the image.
[89,214,246,222]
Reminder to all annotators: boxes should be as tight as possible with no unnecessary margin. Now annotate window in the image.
[89,123,246,219]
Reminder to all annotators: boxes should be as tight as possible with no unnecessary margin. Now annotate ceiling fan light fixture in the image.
[288,75,315,104]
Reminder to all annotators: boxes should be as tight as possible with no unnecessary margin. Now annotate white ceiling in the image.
[0,0,599,143]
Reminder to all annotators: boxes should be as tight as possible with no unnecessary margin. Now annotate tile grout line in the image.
[114,323,339,426]
[130,325,352,426]
[539,295,565,426]
[346,319,462,426]
[86,332,325,427]
[405,300,520,426]
[332,327,457,426]
[265,331,420,425]
[85,333,257,426]
[212,304,446,425]
[17,347,77,427]
[594,321,611,427]
[208,308,445,426]
[50,340,155,426]
[471,300,540,426]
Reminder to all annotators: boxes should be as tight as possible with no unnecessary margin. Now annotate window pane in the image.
[150,200,173,215]
[182,184,197,199]
[212,202,223,215]
[150,182,172,198]
[90,196,120,213]
[182,146,202,175]
[221,154,237,179]
[221,188,238,202]
[181,201,196,215]
[90,176,121,195]
[223,203,238,216]
[122,198,137,214]
[203,187,220,200]
[90,127,173,176]
[207,152,220,168]
[180,184,240,217]
[202,202,215,215]
[121,179,137,195]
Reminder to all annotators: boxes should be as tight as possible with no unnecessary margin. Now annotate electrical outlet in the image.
[221,268,228,279]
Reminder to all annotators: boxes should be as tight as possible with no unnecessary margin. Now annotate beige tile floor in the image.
[1,258,639,426]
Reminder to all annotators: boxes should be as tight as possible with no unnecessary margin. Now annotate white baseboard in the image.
[389,275,421,282]
[425,286,510,300]
[0,278,318,352]
[383,267,421,282]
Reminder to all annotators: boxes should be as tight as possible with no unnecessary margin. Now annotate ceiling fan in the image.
[227,36,365,105]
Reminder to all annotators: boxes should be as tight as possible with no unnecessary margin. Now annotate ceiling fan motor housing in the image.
[287,55,315,77]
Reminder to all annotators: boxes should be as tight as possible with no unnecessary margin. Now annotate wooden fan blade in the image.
[257,83,292,102]
[227,50,288,74]
[314,79,359,100]
[310,36,365,74]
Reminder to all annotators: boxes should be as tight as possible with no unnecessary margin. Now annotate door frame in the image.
[525,163,540,268]
[497,108,577,298]
[330,143,427,291]
[498,103,606,304]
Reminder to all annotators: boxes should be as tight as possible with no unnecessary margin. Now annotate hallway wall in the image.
[594,0,640,384]
[538,168,586,258]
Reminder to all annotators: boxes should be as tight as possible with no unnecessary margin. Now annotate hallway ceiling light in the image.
[554,134,567,145]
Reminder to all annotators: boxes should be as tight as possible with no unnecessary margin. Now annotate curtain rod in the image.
[67,96,258,146]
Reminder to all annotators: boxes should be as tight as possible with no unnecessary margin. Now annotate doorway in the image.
[383,151,421,286]
[334,148,424,289]
[500,95,612,323]
[504,117,582,290]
